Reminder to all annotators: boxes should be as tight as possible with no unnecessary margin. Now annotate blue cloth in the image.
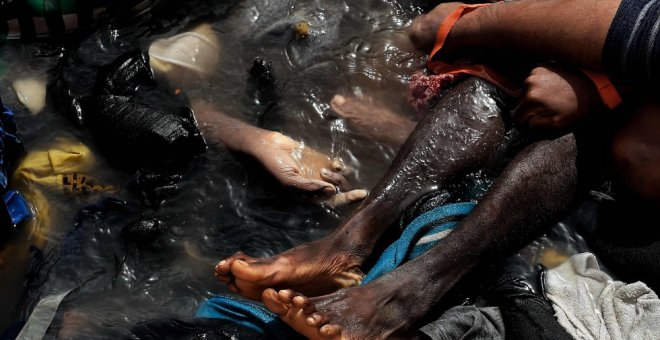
[4,190,32,227]
[1,104,30,230]
[196,202,476,338]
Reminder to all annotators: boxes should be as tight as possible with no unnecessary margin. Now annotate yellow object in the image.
[9,137,115,248]
[294,21,310,39]
[540,248,570,269]
[14,139,115,193]
[1,138,115,313]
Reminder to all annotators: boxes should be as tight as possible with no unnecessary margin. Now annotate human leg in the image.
[264,133,582,339]
[215,77,508,300]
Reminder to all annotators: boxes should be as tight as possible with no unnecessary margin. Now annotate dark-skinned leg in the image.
[215,77,508,300]
[264,133,581,339]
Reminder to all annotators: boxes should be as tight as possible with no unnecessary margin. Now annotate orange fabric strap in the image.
[428,4,488,60]
[579,68,622,109]
[426,4,519,96]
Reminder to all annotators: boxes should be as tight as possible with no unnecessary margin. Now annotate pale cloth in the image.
[545,252,660,340]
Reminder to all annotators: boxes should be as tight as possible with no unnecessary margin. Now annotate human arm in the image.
[410,0,622,70]
[193,105,367,206]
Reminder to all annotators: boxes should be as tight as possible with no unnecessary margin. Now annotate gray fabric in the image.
[545,252,660,340]
[419,305,505,340]
[17,289,75,340]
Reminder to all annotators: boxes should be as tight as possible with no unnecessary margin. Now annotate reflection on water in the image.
[0,0,428,337]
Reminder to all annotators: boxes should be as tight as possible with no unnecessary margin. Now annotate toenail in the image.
[333,95,345,105]
[321,168,331,176]
[219,260,226,266]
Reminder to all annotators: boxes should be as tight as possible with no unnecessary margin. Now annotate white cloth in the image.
[545,252,660,340]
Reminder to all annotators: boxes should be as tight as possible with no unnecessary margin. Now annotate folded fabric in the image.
[196,201,476,338]
[13,137,115,193]
[545,252,660,340]
[419,305,504,340]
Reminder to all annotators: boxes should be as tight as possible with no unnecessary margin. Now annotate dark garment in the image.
[603,0,660,86]
[419,306,504,340]
[575,193,660,293]
[53,50,207,170]
[483,264,573,340]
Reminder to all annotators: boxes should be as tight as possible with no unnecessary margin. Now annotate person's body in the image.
[215,0,660,338]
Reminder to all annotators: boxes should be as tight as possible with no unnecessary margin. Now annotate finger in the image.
[514,103,546,127]
[332,158,353,177]
[320,168,351,191]
[286,175,336,194]
[528,114,558,131]
[331,159,345,172]
[319,189,368,207]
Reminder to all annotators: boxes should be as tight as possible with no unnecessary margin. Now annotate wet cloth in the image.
[196,202,476,339]
[0,103,31,231]
[418,306,504,340]
[545,252,660,340]
[602,0,660,87]
[13,138,114,193]
[54,49,207,169]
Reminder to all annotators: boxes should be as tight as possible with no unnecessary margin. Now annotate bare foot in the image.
[215,238,365,300]
[263,284,420,339]
[330,95,417,146]
[262,260,460,339]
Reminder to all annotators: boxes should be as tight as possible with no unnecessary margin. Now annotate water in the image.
[0,0,427,337]
[0,0,591,338]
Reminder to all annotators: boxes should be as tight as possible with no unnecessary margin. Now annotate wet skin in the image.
[330,94,417,147]
[262,130,581,339]
[215,77,509,300]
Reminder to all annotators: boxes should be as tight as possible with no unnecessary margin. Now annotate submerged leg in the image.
[266,133,582,339]
[215,77,508,300]
[329,94,418,147]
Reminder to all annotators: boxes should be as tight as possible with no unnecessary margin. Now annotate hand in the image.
[409,2,465,53]
[253,132,367,207]
[513,64,602,131]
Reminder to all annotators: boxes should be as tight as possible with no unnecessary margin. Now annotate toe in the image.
[307,312,329,327]
[292,295,316,313]
[227,282,239,293]
[277,289,297,305]
[215,259,231,275]
[262,289,290,316]
[319,324,342,338]
[230,259,270,283]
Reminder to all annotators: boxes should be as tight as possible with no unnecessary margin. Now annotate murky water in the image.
[0,0,429,337]
[0,0,590,338]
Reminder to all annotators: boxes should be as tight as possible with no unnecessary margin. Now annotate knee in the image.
[408,13,431,51]
[611,102,660,201]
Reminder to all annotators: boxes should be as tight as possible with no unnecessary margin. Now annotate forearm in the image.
[193,106,268,154]
[449,0,622,69]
